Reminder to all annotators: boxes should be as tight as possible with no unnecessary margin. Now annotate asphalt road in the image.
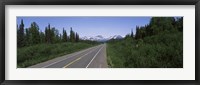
[29,44,108,68]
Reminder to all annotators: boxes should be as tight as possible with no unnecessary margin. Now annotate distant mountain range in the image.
[81,35,123,42]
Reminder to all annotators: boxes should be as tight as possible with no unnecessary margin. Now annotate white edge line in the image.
[86,45,104,68]
[41,46,96,68]
[62,46,98,68]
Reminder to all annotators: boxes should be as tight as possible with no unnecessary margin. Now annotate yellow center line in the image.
[62,46,100,68]
[63,57,82,68]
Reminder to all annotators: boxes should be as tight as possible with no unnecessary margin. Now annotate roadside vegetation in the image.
[17,42,98,68]
[107,17,183,68]
[17,20,99,68]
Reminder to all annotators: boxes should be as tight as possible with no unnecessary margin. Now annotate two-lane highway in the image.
[29,44,108,68]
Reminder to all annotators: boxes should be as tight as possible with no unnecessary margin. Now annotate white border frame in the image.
[5,5,195,80]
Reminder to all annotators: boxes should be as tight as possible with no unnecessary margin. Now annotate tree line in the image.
[107,17,183,68]
[125,17,183,39]
[17,19,80,48]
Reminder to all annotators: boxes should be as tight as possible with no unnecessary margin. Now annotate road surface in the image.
[29,44,108,68]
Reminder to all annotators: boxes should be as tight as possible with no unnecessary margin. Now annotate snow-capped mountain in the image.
[81,35,107,42]
[108,35,123,40]
[81,35,123,42]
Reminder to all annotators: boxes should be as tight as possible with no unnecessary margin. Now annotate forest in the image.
[106,17,183,68]
[17,20,99,68]
[17,20,81,47]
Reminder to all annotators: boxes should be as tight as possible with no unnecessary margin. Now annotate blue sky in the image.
[17,17,151,38]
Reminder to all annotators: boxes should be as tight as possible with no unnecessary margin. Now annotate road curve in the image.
[29,44,108,68]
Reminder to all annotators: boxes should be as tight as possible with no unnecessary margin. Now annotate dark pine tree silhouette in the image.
[17,19,25,47]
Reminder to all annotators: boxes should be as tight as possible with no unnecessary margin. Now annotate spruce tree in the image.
[62,28,67,42]
[17,19,25,47]
[29,22,40,45]
[131,29,134,38]
[75,32,79,42]
[70,27,75,42]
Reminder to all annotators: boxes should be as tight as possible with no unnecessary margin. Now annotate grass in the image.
[106,31,183,68]
[17,42,98,68]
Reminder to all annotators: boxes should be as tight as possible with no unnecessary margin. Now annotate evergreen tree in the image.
[54,28,60,43]
[131,29,134,38]
[48,24,52,43]
[17,19,25,47]
[70,27,75,42]
[17,20,84,46]
[75,32,79,42]
[175,17,183,32]
[29,22,40,45]
[145,24,152,36]
[44,24,61,43]
[62,28,67,42]
[25,28,30,46]
[135,17,179,40]
[45,27,48,43]
[45,24,52,43]
[135,26,139,39]
[60,34,62,41]
[50,27,56,43]
[39,31,45,43]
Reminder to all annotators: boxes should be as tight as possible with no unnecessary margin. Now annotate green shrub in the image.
[106,31,183,68]
[17,42,98,68]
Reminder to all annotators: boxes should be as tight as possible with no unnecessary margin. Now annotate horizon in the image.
[17,17,152,38]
